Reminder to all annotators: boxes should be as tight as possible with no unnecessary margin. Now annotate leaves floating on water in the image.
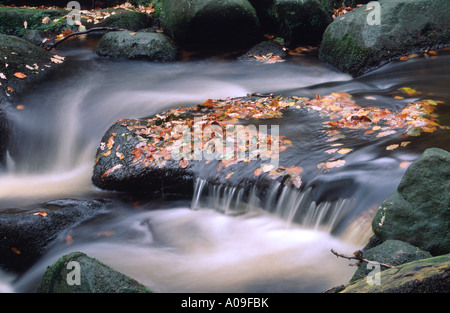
[386,144,399,151]
[33,211,47,217]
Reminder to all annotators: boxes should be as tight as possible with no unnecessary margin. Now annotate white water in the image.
[12,207,360,293]
[4,46,449,293]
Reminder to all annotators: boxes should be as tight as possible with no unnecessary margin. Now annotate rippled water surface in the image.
[1,38,449,292]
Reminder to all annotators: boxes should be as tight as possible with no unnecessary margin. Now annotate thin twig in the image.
[331,249,394,268]
[44,27,126,51]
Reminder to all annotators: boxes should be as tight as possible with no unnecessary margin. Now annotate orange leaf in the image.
[33,211,47,217]
[101,164,123,178]
[225,172,234,179]
[179,159,189,168]
[286,166,303,176]
[16,104,25,110]
[14,72,27,79]
[254,168,262,176]
[66,235,73,245]
[129,32,137,35]
[11,247,21,255]
[399,56,408,61]
[399,161,411,168]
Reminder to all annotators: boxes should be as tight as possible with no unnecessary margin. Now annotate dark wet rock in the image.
[95,31,177,61]
[372,148,450,256]
[95,9,153,31]
[238,40,287,62]
[350,240,432,283]
[37,252,152,293]
[0,34,63,104]
[0,199,110,272]
[248,0,333,46]
[319,0,450,77]
[161,0,260,49]
[91,120,195,197]
[339,254,450,293]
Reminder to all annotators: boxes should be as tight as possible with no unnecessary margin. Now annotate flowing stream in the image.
[1,37,450,293]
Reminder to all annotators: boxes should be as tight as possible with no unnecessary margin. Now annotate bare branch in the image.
[331,249,394,268]
[44,27,126,51]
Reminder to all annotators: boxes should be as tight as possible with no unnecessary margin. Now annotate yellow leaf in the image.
[337,148,352,154]
[386,144,399,151]
[400,141,411,147]
[225,172,234,179]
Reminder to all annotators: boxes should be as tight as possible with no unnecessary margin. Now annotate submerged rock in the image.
[161,0,260,49]
[319,0,450,76]
[95,31,177,61]
[0,199,109,272]
[340,254,450,293]
[37,252,152,293]
[372,148,450,256]
[238,40,287,62]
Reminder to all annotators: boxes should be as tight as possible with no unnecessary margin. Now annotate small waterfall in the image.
[191,178,358,235]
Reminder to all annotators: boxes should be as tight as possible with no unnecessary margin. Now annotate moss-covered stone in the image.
[372,148,450,256]
[95,9,153,31]
[0,34,61,103]
[95,30,177,61]
[161,0,260,49]
[350,240,432,283]
[340,254,450,293]
[319,0,450,76]
[0,7,76,38]
[37,252,152,293]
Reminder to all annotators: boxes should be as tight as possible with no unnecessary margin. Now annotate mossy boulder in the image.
[340,254,450,293]
[95,9,153,31]
[372,148,450,256]
[0,6,77,38]
[350,240,432,283]
[161,0,261,49]
[37,252,152,293]
[0,34,62,103]
[319,0,450,76]
[95,31,177,61]
[248,0,333,46]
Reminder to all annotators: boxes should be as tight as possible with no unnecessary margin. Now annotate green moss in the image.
[0,7,75,37]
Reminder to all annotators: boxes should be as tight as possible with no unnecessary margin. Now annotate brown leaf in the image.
[11,247,21,255]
